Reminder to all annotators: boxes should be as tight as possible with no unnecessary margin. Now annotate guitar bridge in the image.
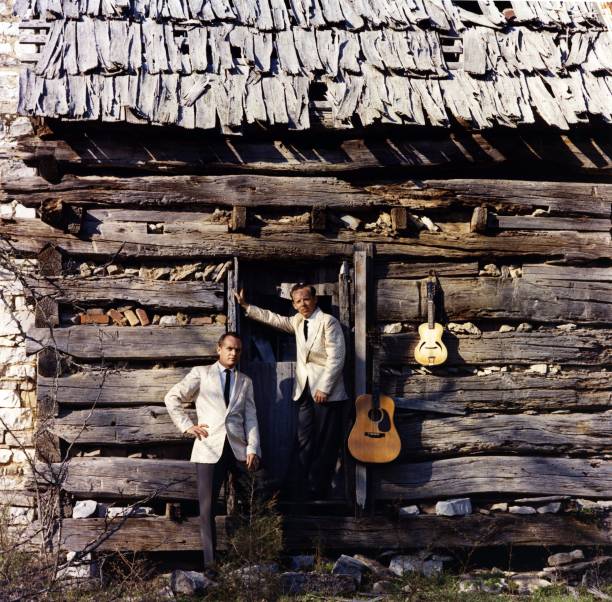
[365,432,385,438]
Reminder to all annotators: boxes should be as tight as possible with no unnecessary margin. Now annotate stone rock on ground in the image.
[353,554,393,578]
[509,505,537,514]
[509,573,552,594]
[332,554,367,585]
[232,563,279,587]
[280,572,357,596]
[372,579,394,593]
[436,498,472,516]
[170,570,215,596]
[389,555,443,577]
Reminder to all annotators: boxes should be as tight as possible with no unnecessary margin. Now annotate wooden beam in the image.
[376,456,612,500]
[26,325,225,360]
[384,371,611,413]
[375,262,479,279]
[47,513,612,552]
[38,368,193,407]
[49,406,612,459]
[380,329,611,366]
[41,368,611,413]
[470,206,488,233]
[13,127,612,174]
[4,176,610,217]
[489,215,611,232]
[230,206,247,232]
[1,219,609,262]
[25,277,225,311]
[353,243,374,510]
[34,246,62,464]
[377,274,612,323]
[35,455,611,502]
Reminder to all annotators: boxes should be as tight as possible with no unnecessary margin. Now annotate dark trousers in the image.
[289,388,345,500]
[196,439,245,567]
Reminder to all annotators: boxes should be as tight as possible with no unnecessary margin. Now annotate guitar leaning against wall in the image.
[348,332,401,464]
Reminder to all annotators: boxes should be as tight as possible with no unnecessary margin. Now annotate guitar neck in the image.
[371,339,381,410]
[428,299,435,329]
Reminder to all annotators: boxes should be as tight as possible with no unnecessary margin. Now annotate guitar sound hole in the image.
[368,408,383,422]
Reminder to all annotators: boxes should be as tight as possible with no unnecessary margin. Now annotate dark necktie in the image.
[223,368,231,407]
[304,319,308,341]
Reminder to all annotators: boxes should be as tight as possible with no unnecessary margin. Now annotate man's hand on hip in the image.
[314,390,328,403]
[186,424,209,440]
[246,453,260,471]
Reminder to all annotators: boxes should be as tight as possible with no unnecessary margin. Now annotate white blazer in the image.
[164,363,261,464]
[246,305,347,402]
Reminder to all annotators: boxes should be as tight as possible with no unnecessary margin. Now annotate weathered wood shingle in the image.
[16,1,612,130]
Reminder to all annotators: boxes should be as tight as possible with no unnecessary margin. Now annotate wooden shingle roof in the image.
[16,0,612,131]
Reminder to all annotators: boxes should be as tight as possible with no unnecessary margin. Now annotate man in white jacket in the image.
[164,331,260,568]
[235,283,346,499]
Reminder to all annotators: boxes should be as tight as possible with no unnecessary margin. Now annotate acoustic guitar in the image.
[414,272,448,367]
[348,334,401,464]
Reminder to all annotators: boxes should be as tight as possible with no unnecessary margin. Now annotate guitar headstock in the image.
[426,270,437,301]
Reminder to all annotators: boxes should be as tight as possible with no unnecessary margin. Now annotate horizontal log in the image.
[523,264,612,282]
[1,219,608,261]
[50,406,612,459]
[4,175,611,218]
[490,215,610,232]
[25,276,225,311]
[12,126,612,174]
[378,273,612,323]
[38,368,192,406]
[384,371,612,412]
[396,412,612,459]
[50,514,612,552]
[375,262,479,279]
[381,329,611,366]
[38,457,198,501]
[51,406,195,445]
[37,455,611,502]
[26,325,225,360]
[376,456,611,500]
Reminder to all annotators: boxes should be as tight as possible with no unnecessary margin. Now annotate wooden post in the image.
[390,207,409,233]
[353,243,373,511]
[310,205,326,232]
[338,261,354,504]
[34,245,62,464]
[230,206,247,232]
[470,206,488,233]
[227,257,240,334]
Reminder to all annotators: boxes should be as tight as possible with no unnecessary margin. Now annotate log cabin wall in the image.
[2,0,612,553]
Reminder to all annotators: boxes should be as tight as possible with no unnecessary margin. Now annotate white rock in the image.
[0,448,12,463]
[481,264,501,277]
[399,505,420,516]
[159,315,179,327]
[556,323,577,332]
[499,325,515,333]
[537,502,561,514]
[576,498,599,510]
[106,264,123,275]
[490,503,508,512]
[447,322,481,336]
[0,407,32,430]
[57,552,100,581]
[597,500,612,509]
[516,322,532,332]
[527,364,548,375]
[170,570,214,596]
[14,204,35,219]
[436,498,472,516]
[339,215,361,230]
[509,505,537,514]
[72,500,98,519]
[547,550,584,567]
[0,389,21,407]
[420,216,440,232]
[510,574,552,594]
[509,267,522,278]
[390,555,443,577]
[383,322,403,334]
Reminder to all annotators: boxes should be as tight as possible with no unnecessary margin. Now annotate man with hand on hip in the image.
[164,332,260,568]
[235,284,346,500]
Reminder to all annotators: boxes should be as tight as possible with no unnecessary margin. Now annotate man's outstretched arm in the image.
[234,288,294,333]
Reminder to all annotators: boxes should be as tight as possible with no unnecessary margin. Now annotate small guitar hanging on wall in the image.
[414,271,448,367]
[348,331,401,464]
